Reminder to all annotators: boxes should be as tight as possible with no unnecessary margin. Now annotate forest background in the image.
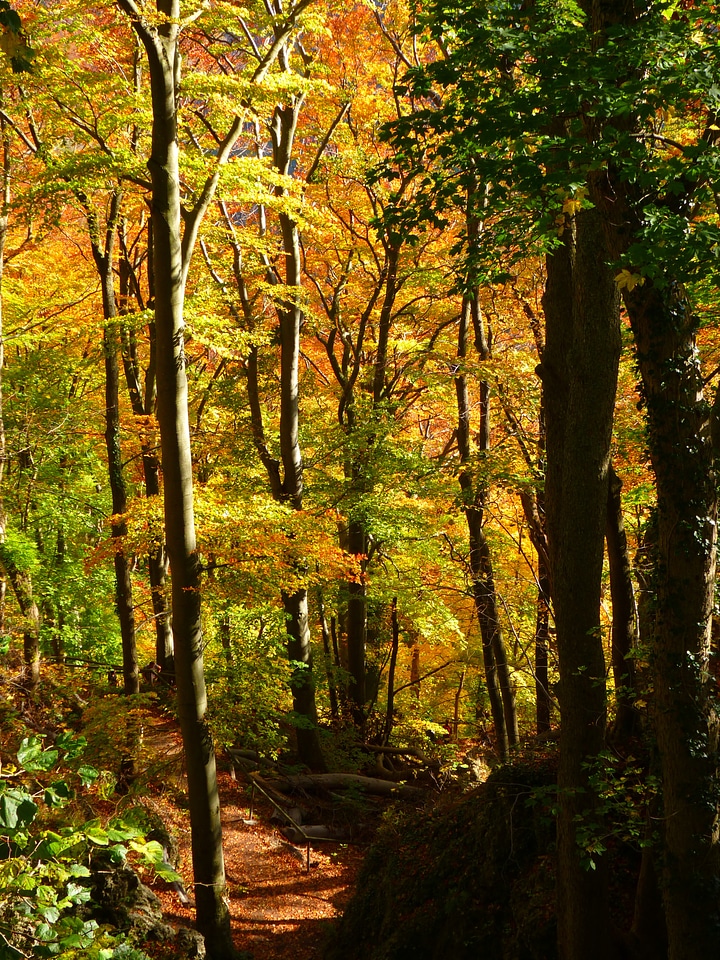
[0,1,719,959]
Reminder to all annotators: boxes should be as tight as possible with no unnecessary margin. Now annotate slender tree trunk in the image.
[0,109,39,688]
[605,463,639,740]
[116,3,234,954]
[318,587,339,722]
[410,644,420,701]
[542,208,621,960]
[104,321,139,696]
[534,553,552,735]
[346,517,367,727]
[259,99,326,770]
[87,193,140,697]
[118,232,174,675]
[455,288,518,758]
[382,596,400,745]
[452,668,465,741]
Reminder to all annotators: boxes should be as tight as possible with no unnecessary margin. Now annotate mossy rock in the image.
[325,755,558,960]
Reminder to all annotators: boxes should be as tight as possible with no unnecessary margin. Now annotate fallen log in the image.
[365,744,429,762]
[263,773,427,800]
[281,824,352,844]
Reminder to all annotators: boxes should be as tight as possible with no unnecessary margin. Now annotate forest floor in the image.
[137,714,366,960]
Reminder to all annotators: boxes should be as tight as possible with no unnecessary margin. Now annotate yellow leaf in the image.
[615,269,645,292]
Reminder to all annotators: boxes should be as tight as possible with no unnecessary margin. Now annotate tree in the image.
[113,1,240,953]
[0,11,38,687]
[388,0,720,954]
[542,206,621,959]
[188,0,328,769]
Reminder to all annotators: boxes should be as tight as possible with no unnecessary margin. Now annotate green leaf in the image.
[44,781,72,807]
[77,765,99,787]
[83,823,109,846]
[17,737,59,772]
[0,788,38,830]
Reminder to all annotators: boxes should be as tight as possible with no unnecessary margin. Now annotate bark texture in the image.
[542,208,621,960]
[115,2,237,954]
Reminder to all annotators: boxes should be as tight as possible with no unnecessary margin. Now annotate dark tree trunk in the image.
[410,644,420,701]
[87,192,140,697]
[542,208,621,960]
[627,281,720,959]
[318,587,339,722]
[382,596,400,745]
[118,237,174,676]
[455,287,518,758]
[577,0,720,952]
[0,110,39,688]
[605,463,639,740]
[104,321,139,696]
[345,518,367,727]
[534,552,552,735]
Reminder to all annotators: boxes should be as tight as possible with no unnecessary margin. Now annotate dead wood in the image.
[262,772,428,800]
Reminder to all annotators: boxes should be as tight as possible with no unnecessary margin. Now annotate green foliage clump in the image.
[204,604,293,759]
[0,735,166,960]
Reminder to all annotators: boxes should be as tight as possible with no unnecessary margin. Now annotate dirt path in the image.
[142,728,362,960]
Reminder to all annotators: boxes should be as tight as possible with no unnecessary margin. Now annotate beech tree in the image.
[113,0,239,953]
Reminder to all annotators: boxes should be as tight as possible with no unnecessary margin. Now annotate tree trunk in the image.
[261,98,326,770]
[345,517,367,727]
[116,3,234,954]
[318,586,339,723]
[605,463,639,740]
[87,192,140,697]
[382,596,400,745]
[627,281,720,959]
[0,109,39,688]
[455,288,518,758]
[534,552,552,735]
[104,321,139,696]
[283,587,327,772]
[542,208,621,960]
[118,231,174,676]
[578,0,720,950]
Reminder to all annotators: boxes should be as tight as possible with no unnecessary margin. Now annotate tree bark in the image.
[605,463,639,740]
[87,191,140,697]
[455,288,518,758]
[0,107,39,688]
[115,2,236,954]
[118,228,174,675]
[626,280,719,959]
[542,208,621,960]
[534,552,552,735]
[574,0,720,948]
[382,596,400,745]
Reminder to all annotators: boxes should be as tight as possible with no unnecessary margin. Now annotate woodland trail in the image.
[140,721,363,960]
